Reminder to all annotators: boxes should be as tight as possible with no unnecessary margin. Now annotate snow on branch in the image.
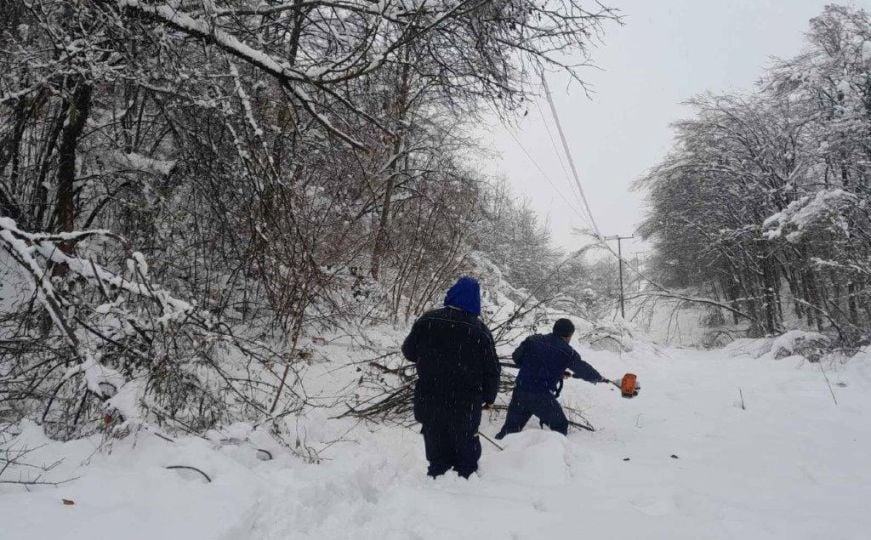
[108,151,177,177]
[0,219,81,351]
[763,189,858,243]
[0,217,219,433]
[0,217,197,324]
[116,0,367,149]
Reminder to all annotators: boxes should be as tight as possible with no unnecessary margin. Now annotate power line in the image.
[535,102,579,203]
[540,72,602,240]
[539,71,658,317]
[517,75,750,323]
[534,101,596,233]
[502,126,590,222]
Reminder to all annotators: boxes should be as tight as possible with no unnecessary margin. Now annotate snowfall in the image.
[2,317,870,540]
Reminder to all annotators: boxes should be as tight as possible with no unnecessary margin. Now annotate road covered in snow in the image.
[2,337,870,539]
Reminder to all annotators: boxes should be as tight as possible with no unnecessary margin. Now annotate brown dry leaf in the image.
[62,499,75,506]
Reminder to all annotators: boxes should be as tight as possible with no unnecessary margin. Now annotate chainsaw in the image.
[605,373,640,398]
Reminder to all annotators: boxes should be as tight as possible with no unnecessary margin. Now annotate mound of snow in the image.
[770,330,829,360]
[723,336,776,358]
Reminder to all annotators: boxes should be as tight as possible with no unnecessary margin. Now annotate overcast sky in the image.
[479,0,869,258]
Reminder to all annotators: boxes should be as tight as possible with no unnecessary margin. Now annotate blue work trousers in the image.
[495,388,568,439]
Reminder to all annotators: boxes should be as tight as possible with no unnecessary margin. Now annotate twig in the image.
[477,431,504,451]
[818,362,838,406]
[0,477,78,486]
[165,465,211,483]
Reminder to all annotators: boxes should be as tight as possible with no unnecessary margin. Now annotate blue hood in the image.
[444,276,481,316]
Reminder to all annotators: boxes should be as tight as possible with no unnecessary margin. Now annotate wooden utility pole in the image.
[604,234,634,318]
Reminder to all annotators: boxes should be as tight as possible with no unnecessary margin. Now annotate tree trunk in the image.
[55,80,92,247]
[370,55,411,279]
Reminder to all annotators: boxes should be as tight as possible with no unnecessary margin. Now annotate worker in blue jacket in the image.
[495,318,605,439]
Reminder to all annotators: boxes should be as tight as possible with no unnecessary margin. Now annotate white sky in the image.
[479,0,869,257]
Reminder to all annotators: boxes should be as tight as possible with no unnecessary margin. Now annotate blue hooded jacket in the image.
[513,333,603,394]
[443,276,481,316]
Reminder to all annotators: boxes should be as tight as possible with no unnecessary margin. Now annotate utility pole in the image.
[604,234,634,319]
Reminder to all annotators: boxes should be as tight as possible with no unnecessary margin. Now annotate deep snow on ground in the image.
[2,337,870,540]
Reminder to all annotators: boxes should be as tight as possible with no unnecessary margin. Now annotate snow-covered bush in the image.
[0,219,293,440]
[770,330,830,362]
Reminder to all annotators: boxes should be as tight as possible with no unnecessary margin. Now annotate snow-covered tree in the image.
[639,5,871,343]
[0,0,620,437]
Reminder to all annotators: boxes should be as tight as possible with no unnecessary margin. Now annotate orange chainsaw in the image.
[605,373,640,398]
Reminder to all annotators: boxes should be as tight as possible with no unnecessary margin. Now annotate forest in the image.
[639,5,871,345]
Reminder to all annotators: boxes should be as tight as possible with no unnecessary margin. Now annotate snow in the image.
[105,380,146,426]
[724,336,777,359]
[131,251,149,278]
[763,189,856,242]
[110,151,175,176]
[62,355,127,399]
[770,330,828,359]
[836,79,852,96]
[117,0,290,78]
[116,2,369,150]
[3,337,870,539]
